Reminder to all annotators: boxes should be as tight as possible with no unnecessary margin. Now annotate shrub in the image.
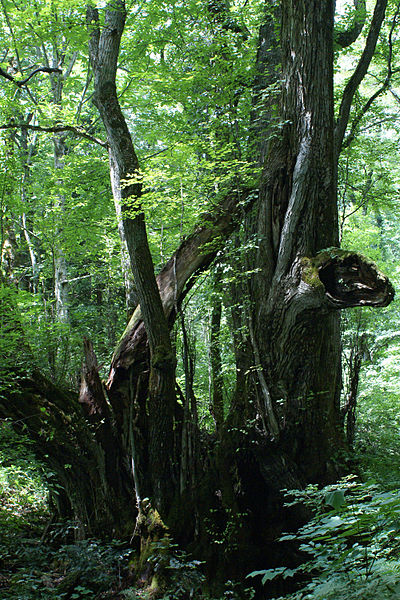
[248,477,400,599]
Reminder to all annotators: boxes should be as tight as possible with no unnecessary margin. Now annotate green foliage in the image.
[2,537,131,600]
[249,478,400,599]
[1,1,400,599]
[0,285,30,395]
[0,422,48,559]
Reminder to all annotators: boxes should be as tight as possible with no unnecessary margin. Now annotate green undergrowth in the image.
[0,422,49,563]
[249,477,400,599]
[4,411,400,600]
[0,420,254,600]
[5,392,400,600]
[0,422,130,599]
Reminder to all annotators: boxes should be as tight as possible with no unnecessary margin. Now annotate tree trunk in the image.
[95,0,393,560]
[87,1,178,515]
[251,0,340,476]
[53,132,69,324]
[20,125,39,291]
[209,273,224,432]
[46,54,73,324]
[342,331,368,446]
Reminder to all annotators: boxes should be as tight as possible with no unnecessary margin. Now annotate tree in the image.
[0,0,396,586]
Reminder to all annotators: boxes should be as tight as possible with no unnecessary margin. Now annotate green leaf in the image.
[325,489,346,510]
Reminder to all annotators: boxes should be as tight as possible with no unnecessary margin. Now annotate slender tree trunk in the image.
[342,332,367,446]
[87,1,178,515]
[179,314,197,495]
[209,282,224,432]
[45,53,72,323]
[53,133,69,323]
[20,125,39,291]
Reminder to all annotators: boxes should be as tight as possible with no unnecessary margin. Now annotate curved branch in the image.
[107,188,251,387]
[335,0,388,158]
[0,123,108,148]
[342,2,400,150]
[0,66,62,87]
[342,79,389,150]
[335,0,366,48]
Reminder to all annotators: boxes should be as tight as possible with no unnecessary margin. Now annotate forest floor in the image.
[2,407,400,600]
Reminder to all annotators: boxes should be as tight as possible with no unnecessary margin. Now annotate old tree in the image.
[0,0,396,585]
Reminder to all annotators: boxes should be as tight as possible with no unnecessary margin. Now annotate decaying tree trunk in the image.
[0,367,135,537]
[101,0,393,575]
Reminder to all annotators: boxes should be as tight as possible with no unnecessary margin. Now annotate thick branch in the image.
[335,0,387,157]
[108,188,250,386]
[88,1,174,359]
[0,66,62,87]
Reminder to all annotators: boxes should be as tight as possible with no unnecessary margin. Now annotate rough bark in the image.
[245,0,337,477]
[101,0,393,548]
